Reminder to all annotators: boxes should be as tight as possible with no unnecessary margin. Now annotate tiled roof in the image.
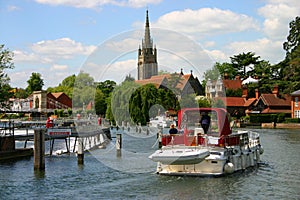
[215,97,246,107]
[135,73,192,91]
[51,92,64,98]
[223,79,242,90]
[244,98,257,107]
[260,94,291,106]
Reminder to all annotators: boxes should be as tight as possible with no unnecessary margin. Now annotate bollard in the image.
[116,133,122,157]
[34,128,45,171]
[77,137,84,165]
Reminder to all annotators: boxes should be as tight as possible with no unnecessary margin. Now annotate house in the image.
[206,75,243,98]
[291,90,300,118]
[135,69,203,98]
[250,86,291,116]
[10,90,72,113]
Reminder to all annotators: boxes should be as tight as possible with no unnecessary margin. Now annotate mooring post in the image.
[77,137,84,165]
[34,128,45,171]
[116,133,122,157]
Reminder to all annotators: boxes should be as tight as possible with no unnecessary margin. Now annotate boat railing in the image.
[162,129,260,148]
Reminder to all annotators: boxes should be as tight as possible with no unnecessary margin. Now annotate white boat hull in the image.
[153,145,263,176]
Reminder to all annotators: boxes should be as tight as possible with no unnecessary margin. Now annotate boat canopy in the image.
[177,108,232,137]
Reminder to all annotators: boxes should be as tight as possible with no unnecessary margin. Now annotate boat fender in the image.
[224,162,234,174]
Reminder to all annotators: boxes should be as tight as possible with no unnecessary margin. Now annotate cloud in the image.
[50,64,68,71]
[34,0,162,9]
[31,38,96,59]
[226,38,285,64]
[14,38,96,64]
[154,8,259,36]
[258,1,299,40]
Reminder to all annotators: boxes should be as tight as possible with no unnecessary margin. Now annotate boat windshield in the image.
[180,110,219,136]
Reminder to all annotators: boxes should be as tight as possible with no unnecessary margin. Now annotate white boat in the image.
[149,147,210,165]
[149,108,264,176]
[149,116,172,128]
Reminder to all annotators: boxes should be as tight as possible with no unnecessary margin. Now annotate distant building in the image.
[137,10,158,80]
[206,75,243,98]
[10,90,72,113]
[248,86,291,115]
[291,90,300,118]
[135,69,203,98]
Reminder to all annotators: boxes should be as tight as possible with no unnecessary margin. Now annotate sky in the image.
[0,0,299,89]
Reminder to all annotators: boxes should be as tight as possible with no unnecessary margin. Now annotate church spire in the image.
[143,10,152,49]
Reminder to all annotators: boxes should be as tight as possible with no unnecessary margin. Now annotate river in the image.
[0,128,300,199]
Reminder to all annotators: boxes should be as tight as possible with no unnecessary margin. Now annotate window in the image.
[295,97,299,107]
[295,110,300,118]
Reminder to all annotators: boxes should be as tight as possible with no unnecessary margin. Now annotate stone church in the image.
[136,10,203,97]
[137,10,158,80]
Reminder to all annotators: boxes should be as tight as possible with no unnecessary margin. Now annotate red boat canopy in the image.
[177,108,232,137]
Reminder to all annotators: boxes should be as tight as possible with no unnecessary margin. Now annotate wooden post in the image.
[77,137,84,165]
[34,128,45,171]
[116,133,122,157]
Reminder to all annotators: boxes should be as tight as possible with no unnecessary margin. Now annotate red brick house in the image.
[249,86,291,116]
[291,90,300,118]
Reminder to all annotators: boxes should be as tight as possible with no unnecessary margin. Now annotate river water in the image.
[1,128,300,200]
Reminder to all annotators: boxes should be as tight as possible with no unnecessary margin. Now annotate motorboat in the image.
[149,147,210,165]
[148,108,264,176]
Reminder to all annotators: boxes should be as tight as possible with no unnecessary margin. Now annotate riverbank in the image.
[236,122,300,129]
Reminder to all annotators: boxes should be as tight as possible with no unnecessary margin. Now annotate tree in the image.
[283,16,300,57]
[230,52,261,78]
[26,72,44,94]
[47,74,75,98]
[0,45,14,108]
[72,71,95,108]
[94,88,106,116]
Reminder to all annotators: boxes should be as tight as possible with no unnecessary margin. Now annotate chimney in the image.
[224,73,229,80]
[255,89,259,99]
[272,85,279,96]
[242,85,248,99]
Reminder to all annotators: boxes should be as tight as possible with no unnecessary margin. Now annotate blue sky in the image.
[0,0,299,88]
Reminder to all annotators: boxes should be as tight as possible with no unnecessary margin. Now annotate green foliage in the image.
[285,118,300,123]
[47,74,75,98]
[72,71,95,108]
[230,52,261,78]
[95,89,106,116]
[26,72,44,94]
[197,97,211,108]
[283,16,300,56]
[212,99,225,108]
[249,114,278,123]
[226,88,242,97]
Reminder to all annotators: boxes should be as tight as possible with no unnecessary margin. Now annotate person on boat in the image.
[200,112,210,134]
[169,124,178,134]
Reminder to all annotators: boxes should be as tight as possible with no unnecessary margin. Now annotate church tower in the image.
[137,10,158,80]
